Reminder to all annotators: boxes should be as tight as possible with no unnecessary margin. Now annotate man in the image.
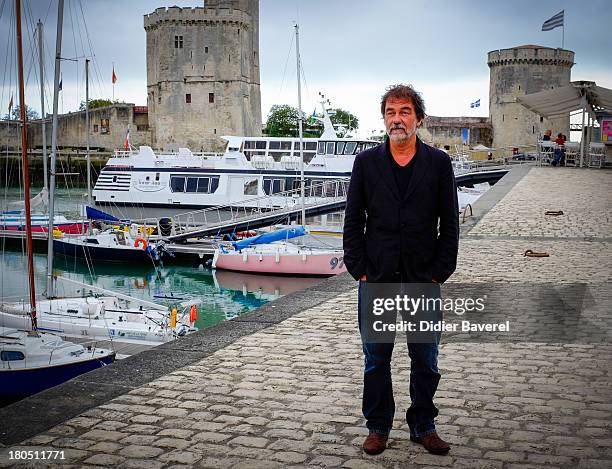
[542,129,552,141]
[343,84,459,456]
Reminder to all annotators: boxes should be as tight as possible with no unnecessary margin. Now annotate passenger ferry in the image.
[92,112,378,209]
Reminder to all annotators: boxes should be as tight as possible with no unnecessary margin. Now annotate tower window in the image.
[532,126,535,134]
[205,46,209,53]
[209,93,214,103]
[175,35,183,49]
[502,114,504,122]
[214,128,217,134]
[186,94,191,104]
[540,116,544,123]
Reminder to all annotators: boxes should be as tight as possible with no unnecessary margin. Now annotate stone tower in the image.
[144,1,261,151]
[487,45,574,150]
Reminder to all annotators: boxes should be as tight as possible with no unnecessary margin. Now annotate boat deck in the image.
[62,335,156,359]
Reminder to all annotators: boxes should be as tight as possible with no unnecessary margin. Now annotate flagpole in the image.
[562,21,565,49]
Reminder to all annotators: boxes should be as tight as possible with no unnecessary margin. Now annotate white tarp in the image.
[517,82,612,118]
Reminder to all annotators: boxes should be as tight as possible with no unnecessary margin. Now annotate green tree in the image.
[4,104,39,121]
[265,105,359,138]
[330,108,359,134]
[79,98,114,111]
[264,104,300,137]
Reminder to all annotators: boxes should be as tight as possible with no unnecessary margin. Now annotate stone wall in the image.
[419,116,493,150]
[0,103,151,152]
[488,45,574,149]
[145,1,261,152]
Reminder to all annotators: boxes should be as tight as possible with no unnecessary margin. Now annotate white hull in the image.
[212,242,346,276]
[0,297,193,345]
[93,133,377,208]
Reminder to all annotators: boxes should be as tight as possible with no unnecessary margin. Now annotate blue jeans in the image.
[358,281,441,437]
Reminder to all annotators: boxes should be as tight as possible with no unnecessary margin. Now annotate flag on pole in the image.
[307,109,318,125]
[8,95,13,114]
[124,126,130,150]
[112,67,117,84]
[542,10,564,31]
[470,99,480,108]
[58,76,62,91]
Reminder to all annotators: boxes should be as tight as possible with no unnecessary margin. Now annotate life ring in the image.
[134,237,148,250]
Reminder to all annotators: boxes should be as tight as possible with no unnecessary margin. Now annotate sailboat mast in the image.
[46,0,64,298]
[15,0,37,329]
[295,23,305,226]
[85,58,91,204]
[37,20,48,192]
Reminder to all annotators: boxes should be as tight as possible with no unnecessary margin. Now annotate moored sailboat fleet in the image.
[0,0,198,401]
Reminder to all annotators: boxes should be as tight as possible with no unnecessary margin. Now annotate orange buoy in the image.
[170,308,177,328]
[134,237,148,250]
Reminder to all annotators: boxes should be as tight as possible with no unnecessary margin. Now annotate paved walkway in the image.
[2,167,611,468]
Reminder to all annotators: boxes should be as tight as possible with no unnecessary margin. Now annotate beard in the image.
[386,121,418,142]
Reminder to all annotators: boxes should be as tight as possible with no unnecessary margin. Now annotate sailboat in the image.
[0,0,115,400]
[0,0,196,345]
[211,25,346,277]
[212,226,347,276]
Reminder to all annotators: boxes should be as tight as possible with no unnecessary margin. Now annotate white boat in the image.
[458,182,491,211]
[92,99,378,209]
[0,327,115,400]
[212,226,346,277]
[0,296,194,345]
[213,242,346,276]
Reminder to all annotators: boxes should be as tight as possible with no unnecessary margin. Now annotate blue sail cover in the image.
[232,226,307,252]
[86,206,121,222]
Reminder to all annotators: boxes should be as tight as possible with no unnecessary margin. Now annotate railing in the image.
[153,179,349,240]
[450,144,539,175]
[111,149,222,159]
[448,143,538,162]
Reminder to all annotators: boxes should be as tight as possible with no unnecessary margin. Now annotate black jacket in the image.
[343,137,459,283]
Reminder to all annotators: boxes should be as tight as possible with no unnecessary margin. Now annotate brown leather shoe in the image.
[362,432,389,455]
[410,432,450,455]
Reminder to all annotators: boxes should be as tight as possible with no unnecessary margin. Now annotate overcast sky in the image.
[1,0,611,135]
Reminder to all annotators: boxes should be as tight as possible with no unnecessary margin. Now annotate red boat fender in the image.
[237,231,257,238]
[134,237,148,250]
[189,305,198,322]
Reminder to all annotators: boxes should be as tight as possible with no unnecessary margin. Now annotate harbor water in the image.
[0,187,325,331]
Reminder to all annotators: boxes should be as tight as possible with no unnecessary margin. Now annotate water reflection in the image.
[1,251,323,331]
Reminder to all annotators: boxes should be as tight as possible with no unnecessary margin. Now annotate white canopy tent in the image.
[517,81,612,166]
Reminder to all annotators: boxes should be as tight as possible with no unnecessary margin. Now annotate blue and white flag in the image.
[542,10,564,31]
[470,99,480,108]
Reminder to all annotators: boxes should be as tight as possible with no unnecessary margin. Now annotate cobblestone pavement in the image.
[2,167,611,468]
